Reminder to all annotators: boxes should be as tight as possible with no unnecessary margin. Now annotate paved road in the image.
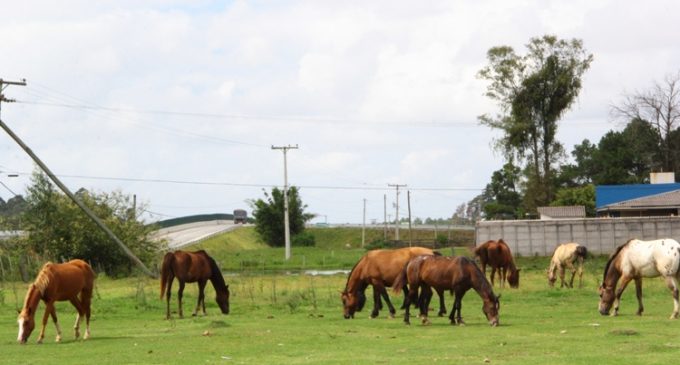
[151,220,247,249]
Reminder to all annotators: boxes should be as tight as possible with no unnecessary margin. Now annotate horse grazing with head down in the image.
[548,242,588,288]
[474,239,520,288]
[160,250,230,319]
[599,238,680,319]
[341,247,447,319]
[394,255,500,326]
[17,259,95,344]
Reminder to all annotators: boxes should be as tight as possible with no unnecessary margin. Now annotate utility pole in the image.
[383,194,387,241]
[362,198,366,248]
[272,144,298,260]
[0,79,27,119]
[388,183,406,241]
[0,78,156,277]
[407,190,412,247]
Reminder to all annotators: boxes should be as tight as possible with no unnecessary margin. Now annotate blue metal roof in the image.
[596,183,680,208]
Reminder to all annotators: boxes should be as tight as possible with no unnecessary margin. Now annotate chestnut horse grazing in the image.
[474,239,520,288]
[160,250,230,319]
[394,255,500,326]
[341,247,447,319]
[599,238,680,319]
[17,259,95,344]
[548,242,588,288]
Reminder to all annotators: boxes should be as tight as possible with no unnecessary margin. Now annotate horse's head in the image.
[216,285,230,315]
[508,268,521,288]
[598,284,616,315]
[482,294,501,327]
[17,308,35,344]
[547,269,557,287]
[341,290,366,319]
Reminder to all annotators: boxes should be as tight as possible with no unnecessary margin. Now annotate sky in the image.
[1,0,679,224]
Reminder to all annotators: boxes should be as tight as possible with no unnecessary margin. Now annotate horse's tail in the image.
[393,260,411,294]
[159,252,174,300]
[575,245,588,259]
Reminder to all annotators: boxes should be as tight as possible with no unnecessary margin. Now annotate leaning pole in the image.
[0,117,157,278]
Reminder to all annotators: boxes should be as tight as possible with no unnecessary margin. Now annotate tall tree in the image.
[611,71,680,173]
[478,35,593,209]
[483,162,523,219]
[250,186,313,247]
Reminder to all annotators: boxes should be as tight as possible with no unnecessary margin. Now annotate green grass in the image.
[4,248,680,364]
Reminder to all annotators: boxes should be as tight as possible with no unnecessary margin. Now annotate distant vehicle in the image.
[233,209,248,224]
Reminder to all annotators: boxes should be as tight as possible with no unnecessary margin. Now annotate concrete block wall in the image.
[475,216,680,256]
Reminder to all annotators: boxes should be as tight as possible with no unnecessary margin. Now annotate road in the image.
[151,220,247,249]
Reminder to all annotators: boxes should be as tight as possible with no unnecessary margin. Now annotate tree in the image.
[611,71,680,173]
[250,186,313,247]
[478,35,593,209]
[551,184,596,217]
[483,162,523,219]
[21,171,158,275]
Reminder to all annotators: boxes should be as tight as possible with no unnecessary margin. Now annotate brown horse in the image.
[160,250,230,319]
[394,255,500,326]
[548,242,588,288]
[341,247,447,319]
[17,259,95,344]
[474,239,520,288]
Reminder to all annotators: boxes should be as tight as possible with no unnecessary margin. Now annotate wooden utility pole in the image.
[0,78,156,277]
[407,190,412,247]
[272,144,298,260]
[383,194,387,241]
[388,183,406,241]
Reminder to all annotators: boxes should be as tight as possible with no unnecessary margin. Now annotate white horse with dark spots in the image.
[599,238,680,319]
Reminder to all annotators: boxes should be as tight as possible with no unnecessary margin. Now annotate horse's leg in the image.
[490,267,497,287]
[420,285,432,325]
[634,277,644,316]
[403,284,414,325]
[664,276,680,319]
[177,280,186,318]
[69,297,85,339]
[375,282,396,318]
[82,287,93,340]
[193,280,207,316]
[370,285,381,318]
[165,275,174,319]
[436,288,447,317]
[613,275,634,316]
[566,261,577,288]
[577,257,584,288]
[500,267,507,288]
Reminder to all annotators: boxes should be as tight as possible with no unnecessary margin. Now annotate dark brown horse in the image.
[341,247,447,319]
[474,239,520,288]
[160,250,230,319]
[17,260,96,344]
[394,255,500,326]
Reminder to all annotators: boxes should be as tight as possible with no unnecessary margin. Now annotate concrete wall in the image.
[475,216,680,256]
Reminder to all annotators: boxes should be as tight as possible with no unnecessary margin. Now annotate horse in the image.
[393,255,500,326]
[599,238,680,319]
[17,259,95,344]
[160,250,230,319]
[548,242,588,288]
[341,247,447,319]
[474,239,520,288]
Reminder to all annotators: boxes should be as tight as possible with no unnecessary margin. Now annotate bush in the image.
[292,232,316,247]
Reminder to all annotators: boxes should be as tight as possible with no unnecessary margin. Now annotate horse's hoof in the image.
[36,339,43,344]
[55,336,61,343]
[421,319,431,326]
[389,314,395,319]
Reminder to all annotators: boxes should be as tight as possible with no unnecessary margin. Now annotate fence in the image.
[475,216,680,257]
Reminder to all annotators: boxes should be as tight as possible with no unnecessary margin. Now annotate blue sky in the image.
[1,0,679,223]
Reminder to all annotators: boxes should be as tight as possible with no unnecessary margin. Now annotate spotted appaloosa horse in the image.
[394,255,500,326]
[548,242,588,288]
[160,250,230,319]
[17,260,95,344]
[474,239,520,288]
[599,238,680,319]
[341,247,447,319]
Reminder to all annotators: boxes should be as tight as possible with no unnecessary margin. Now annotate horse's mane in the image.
[602,239,633,284]
[462,256,495,298]
[33,262,54,295]
[343,256,365,292]
[202,252,228,291]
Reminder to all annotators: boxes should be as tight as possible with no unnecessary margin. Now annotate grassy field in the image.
[2,253,680,364]
[2,228,680,364]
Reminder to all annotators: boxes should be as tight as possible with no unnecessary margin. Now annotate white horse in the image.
[548,242,587,288]
[599,238,680,319]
